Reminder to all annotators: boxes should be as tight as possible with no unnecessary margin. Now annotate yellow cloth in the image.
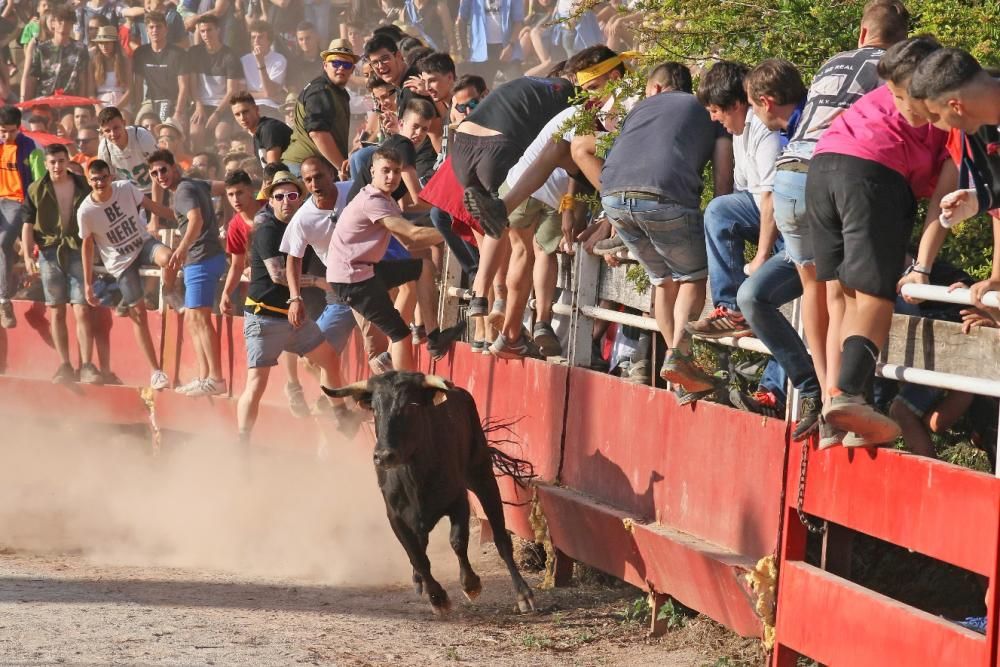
[575,51,641,87]
[245,296,289,316]
[558,193,576,213]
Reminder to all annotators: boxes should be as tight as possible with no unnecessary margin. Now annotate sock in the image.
[838,335,879,396]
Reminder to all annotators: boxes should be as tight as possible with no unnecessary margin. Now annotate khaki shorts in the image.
[500,182,562,255]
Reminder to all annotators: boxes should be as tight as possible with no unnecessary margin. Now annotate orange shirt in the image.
[72,152,94,170]
[0,142,24,202]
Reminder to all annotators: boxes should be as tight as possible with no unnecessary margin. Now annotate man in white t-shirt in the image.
[240,21,288,118]
[96,106,159,194]
[688,61,782,341]
[78,158,184,389]
[281,155,389,368]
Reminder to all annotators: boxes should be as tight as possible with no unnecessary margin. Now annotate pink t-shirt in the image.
[814,85,949,199]
[326,184,402,284]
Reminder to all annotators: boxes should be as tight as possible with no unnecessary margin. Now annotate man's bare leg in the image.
[237,366,270,441]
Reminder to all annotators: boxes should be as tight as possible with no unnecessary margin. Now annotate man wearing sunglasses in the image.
[238,170,357,445]
[148,149,228,398]
[364,34,442,151]
[72,127,101,171]
[283,38,358,177]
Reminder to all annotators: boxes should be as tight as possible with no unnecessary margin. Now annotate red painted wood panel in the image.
[0,301,162,386]
[538,484,763,637]
[0,376,149,424]
[429,344,567,482]
[776,561,987,667]
[560,367,787,558]
[789,440,1000,575]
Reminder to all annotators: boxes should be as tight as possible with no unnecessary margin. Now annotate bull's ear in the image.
[322,380,371,400]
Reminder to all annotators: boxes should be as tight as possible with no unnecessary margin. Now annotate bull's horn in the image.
[321,379,371,398]
[423,375,452,391]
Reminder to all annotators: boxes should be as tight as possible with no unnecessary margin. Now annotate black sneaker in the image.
[52,362,75,384]
[792,395,821,441]
[729,387,784,418]
[468,296,488,318]
[674,386,714,406]
[463,186,508,238]
[532,322,561,357]
[427,323,466,360]
[0,300,15,329]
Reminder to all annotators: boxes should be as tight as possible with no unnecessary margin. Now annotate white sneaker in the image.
[174,378,203,394]
[186,377,226,397]
[150,370,169,390]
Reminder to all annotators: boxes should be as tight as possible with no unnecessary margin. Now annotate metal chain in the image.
[796,440,827,534]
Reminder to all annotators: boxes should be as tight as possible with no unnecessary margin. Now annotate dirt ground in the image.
[0,420,762,666]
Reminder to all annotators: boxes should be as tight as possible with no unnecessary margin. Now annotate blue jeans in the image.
[0,198,24,300]
[601,194,707,284]
[772,169,813,265]
[737,252,820,400]
[430,206,479,278]
[704,190,784,311]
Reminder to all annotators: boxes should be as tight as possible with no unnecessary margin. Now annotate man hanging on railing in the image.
[909,48,1000,310]
[599,63,734,394]
[810,37,955,448]
[78,158,181,390]
[686,60,788,417]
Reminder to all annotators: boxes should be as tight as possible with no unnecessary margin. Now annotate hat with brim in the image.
[262,171,305,199]
[281,92,298,112]
[92,26,118,43]
[320,38,359,63]
[155,117,184,141]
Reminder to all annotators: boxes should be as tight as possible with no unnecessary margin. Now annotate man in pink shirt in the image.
[807,36,956,448]
[327,146,462,371]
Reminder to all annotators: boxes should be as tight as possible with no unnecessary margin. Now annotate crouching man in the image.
[78,159,180,389]
[238,171,356,444]
[327,147,461,371]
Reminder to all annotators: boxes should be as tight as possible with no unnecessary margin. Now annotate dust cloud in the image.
[0,419,450,586]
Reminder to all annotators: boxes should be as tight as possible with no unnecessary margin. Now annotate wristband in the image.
[558,193,576,213]
[286,295,303,304]
[908,261,931,277]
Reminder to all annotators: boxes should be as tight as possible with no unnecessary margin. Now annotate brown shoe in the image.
[0,301,15,329]
[685,306,752,339]
[659,349,716,393]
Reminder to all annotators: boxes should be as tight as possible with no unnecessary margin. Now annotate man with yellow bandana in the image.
[283,39,359,177]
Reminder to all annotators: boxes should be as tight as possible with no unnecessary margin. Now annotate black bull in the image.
[323,371,537,615]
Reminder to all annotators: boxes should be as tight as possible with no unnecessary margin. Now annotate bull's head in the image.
[322,371,453,468]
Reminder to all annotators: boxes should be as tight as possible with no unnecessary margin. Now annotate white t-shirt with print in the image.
[77,181,153,277]
[279,181,352,265]
[240,50,288,109]
[98,126,158,193]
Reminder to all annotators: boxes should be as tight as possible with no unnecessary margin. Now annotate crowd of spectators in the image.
[0,0,996,455]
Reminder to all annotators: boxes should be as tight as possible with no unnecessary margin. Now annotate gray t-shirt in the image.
[781,46,885,163]
[601,92,721,209]
[173,178,222,264]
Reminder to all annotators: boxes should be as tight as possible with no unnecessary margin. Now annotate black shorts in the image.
[450,132,522,193]
[330,259,423,343]
[806,153,916,300]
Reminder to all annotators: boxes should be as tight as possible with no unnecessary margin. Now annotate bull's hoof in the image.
[516,590,537,613]
[430,593,452,617]
[462,582,483,602]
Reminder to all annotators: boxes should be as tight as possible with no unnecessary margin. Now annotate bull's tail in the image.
[482,416,536,489]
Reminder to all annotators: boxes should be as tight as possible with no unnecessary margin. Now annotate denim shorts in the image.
[38,246,86,306]
[773,167,813,266]
[244,311,325,368]
[601,194,707,284]
[183,252,227,309]
[118,237,168,307]
[895,384,945,419]
[316,299,356,352]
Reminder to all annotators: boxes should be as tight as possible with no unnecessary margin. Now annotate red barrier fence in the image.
[0,299,997,665]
